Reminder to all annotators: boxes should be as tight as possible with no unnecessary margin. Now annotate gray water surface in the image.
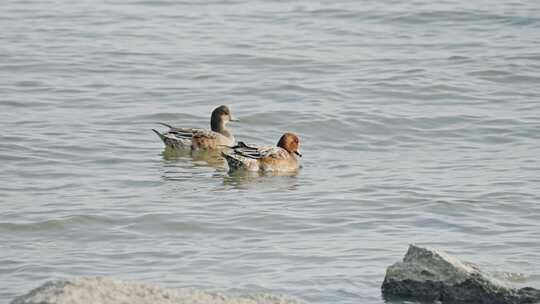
[1,0,540,303]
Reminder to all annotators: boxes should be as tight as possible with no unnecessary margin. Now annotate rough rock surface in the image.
[382,244,540,304]
[11,277,304,304]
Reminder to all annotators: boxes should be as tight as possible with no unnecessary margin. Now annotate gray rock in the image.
[382,244,540,304]
[11,277,304,304]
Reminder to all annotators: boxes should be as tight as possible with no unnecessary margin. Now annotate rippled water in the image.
[1,0,540,303]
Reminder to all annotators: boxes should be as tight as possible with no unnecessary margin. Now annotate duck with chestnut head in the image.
[221,132,302,172]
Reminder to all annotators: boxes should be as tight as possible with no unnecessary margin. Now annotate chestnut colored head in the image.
[277,132,302,157]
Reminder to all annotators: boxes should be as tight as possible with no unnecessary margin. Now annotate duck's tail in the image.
[221,150,250,171]
[152,129,166,143]
[153,128,192,149]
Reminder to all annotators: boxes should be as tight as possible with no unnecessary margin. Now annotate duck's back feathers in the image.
[227,142,283,158]
[154,125,235,150]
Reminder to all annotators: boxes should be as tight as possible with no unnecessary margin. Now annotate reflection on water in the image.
[160,146,300,190]
[222,168,299,190]
[161,146,227,169]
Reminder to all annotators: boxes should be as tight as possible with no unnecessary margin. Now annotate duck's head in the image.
[277,132,302,157]
[211,105,237,131]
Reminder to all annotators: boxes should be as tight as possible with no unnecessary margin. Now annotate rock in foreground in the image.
[382,244,540,304]
[12,277,304,304]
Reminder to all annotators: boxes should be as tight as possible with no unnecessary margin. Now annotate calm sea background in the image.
[1,0,540,303]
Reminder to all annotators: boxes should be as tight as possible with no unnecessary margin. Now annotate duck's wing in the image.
[191,128,218,139]
[228,142,283,159]
[153,124,203,148]
[168,128,197,140]
[157,123,197,138]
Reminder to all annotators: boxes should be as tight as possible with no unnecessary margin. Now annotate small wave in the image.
[0,215,121,234]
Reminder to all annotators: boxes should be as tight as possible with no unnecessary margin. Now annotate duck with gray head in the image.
[153,105,237,150]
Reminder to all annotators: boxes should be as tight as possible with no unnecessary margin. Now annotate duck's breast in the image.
[258,150,299,172]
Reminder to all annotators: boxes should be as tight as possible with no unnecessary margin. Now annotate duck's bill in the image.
[229,117,239,122]
[294,151,302,157]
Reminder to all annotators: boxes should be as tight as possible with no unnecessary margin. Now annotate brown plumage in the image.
[221,133,302,172]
